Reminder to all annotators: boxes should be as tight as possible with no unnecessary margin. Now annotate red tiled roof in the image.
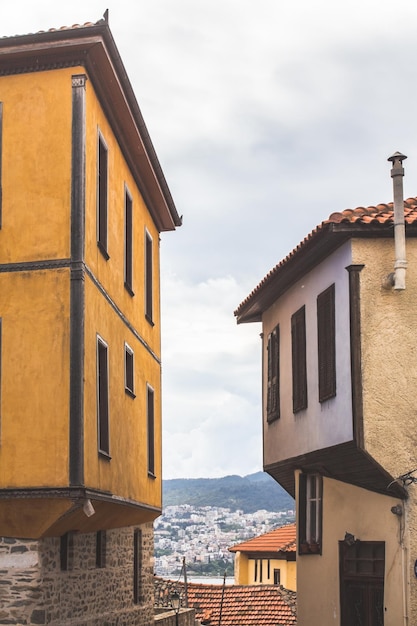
[325,197,417,225]
[235,197,417,323]
[155,577,297,626]
[228,523,296,554]
[188,583,296,626]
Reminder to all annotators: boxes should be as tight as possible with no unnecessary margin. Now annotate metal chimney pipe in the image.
[387,151,407,290]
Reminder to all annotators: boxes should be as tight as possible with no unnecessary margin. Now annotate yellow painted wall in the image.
[82,78,162,510]
[84,80,161,357]
[235,553,296,590]
[0,69,72,263]
[0,63,164,533]
[296,473,405,626]
[83,275,161,508]
[0,269,70,488]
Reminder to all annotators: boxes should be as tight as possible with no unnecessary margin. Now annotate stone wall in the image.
[0,523,155,625]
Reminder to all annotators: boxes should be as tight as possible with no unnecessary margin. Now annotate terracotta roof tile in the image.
[229,522,296,554]
[187,582,297,625]
[155,578,297,625]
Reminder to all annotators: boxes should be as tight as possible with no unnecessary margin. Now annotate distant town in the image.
[154,504,295,578]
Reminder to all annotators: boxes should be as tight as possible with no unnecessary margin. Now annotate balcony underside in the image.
[0,487,161,538]
[264,440,407,500]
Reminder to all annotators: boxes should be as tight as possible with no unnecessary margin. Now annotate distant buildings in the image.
[236,156,417,625]
[0,16,180,625]
[154,504,294,578]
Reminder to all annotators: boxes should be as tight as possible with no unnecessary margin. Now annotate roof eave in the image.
[235,221,417,324]
[0,23,181,232]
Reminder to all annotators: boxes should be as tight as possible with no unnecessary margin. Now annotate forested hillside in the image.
[163,471,294,513]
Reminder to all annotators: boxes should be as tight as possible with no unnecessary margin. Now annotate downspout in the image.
[384,152,407,290]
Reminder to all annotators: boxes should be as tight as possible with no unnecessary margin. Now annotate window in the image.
[145,230,153,323]
[339,541,385,626]
[97,336,110,456]
[299,473,322,554]
[273,569,281,585]
[124,187,133,293]
[60,532,74,571]
[147,385,155,476]
[133,529,143,604]
[291,306,307,413]
[0,102,3,227]
[267,325,280,422]
[96,530,107,568]
[97,133,109,257]
[317,284,336,402]
[124,343,135,397]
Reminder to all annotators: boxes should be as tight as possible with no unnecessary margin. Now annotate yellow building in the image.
[0,16,181,625]
[229,522,296,590]
[236,154,417,625]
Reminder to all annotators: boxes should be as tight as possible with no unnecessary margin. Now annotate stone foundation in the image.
[0,523,154,625]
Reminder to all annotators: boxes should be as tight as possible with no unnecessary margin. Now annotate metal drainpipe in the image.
[387,152,407,290]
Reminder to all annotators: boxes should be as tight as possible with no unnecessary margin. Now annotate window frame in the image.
[298,473,323,555]
[97,131,109,259]
[124,342,135,397]
[145,229,154,324]
[317,283,336,402]
[147,384,155,477]
[124,185,134,294]
[266,325,280,422]
[96,530,107,568]
[60,532,74,571]
[97,335,110,458]
[133,528,143,604]
[291,305,307,413]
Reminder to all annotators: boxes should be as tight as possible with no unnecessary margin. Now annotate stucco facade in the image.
[236,194,417,625]
[0,17,180,625]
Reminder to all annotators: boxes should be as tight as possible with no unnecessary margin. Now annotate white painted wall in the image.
[263,241,353,465]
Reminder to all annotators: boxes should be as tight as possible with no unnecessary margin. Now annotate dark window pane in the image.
[292,306,307,412]
[97,339,110,455]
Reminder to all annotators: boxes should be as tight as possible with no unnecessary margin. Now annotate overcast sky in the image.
[4,1,417,479]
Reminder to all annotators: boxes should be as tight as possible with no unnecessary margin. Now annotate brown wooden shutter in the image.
[267,325,280,421]
[317,284,336,402]
[291,306,307,412]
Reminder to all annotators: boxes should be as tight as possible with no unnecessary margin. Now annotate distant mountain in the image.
[163,471,294,514]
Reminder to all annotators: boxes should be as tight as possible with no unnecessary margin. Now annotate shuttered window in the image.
[291,306,307,413]
[124,343,135,397]
[97,336,110,456]
[147,385,155,476]
[317,284,336,402]
[97,133,109,257]
[124,187,133,293]
[145,230,153,323]
[267,325,280,422]
[133,529,143,604]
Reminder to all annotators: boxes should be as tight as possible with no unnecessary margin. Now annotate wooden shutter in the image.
[267,326,280,421]
[291,306,307,412]
[317,284,336,402]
